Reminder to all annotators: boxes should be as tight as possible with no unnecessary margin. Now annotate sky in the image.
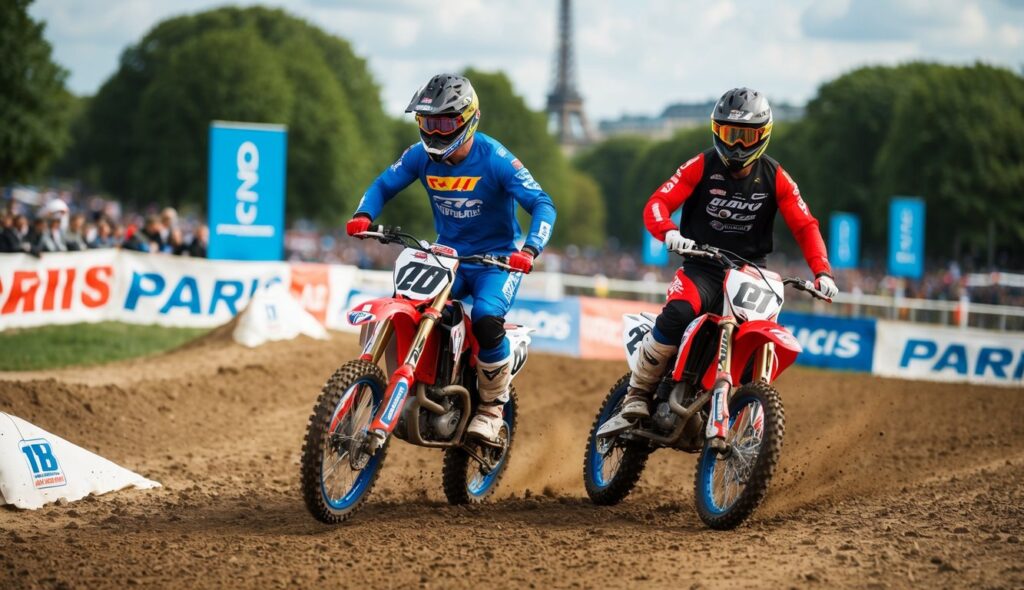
[30,0,1024,120]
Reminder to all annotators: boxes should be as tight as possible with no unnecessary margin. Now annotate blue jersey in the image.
[356,133,557,257]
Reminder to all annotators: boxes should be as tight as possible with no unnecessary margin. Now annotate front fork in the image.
[364,287,453,451]
[705,321,776,446]
[706,320,736,445]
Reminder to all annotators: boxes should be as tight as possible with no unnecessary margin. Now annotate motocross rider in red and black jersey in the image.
[619,87,839,421]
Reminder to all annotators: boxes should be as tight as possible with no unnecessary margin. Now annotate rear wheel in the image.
[694,380,785,530]
[300,360,389,524]
[583,373,652,505]
[442,387,518,504]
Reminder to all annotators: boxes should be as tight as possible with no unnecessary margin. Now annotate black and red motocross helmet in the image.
[711,87,773,171]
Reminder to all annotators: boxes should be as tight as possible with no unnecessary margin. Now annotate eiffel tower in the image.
[546,0,595,150]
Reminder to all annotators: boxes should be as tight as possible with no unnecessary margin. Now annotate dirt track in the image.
[1,331,1022,589]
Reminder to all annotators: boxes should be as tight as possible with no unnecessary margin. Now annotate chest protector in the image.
[679,149,781,263]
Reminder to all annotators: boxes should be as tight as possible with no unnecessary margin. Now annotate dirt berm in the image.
[0,332,1022,589]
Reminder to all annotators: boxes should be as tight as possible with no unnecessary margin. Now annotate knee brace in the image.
[472,315,506,353]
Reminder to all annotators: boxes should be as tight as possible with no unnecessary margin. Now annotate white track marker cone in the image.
[0,412,160,510]
[233,280,328,348]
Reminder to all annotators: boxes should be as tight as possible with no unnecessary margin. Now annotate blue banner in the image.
[829,212,860,270]
[779,311,875,372]
[642,231,668,266]
[888,197,925,278]
[208,121,287,261]
[503,297,581,357]
[641,210,681,266]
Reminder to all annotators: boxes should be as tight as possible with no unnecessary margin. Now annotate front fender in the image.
[348,298,422,327]
[729,320,802,384]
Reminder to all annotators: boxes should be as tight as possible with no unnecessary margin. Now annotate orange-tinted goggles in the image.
[416,114,466,135]
[712,121,768,148]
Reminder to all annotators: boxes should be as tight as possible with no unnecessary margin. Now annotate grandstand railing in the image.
[541,273,1024,332]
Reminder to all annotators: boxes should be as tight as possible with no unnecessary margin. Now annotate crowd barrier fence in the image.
[1,253,1019,386]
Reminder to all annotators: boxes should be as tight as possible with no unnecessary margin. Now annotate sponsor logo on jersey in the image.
[796,196,810,215]
[712,209,755,222]
[667,275,685,298]
[502,272,522,303]
[515,168,542,191]
[711,220,754,233]
[710,188,727,196]
[537,221,552,245]
[751,192,768,200]
[432,195,484,219]
[511,158,524,170]
[708,197,763,211]
[710,173,725,181]
[426,176,482,191]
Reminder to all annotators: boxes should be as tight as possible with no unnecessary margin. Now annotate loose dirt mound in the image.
[1,334,1022,589]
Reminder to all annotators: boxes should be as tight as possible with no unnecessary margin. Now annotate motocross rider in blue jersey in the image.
[346,74,557,444]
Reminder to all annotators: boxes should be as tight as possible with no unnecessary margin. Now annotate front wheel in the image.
[442,387,518,504]
[694,380,785,530]
[300,360,390,524]
[583,373,652,505]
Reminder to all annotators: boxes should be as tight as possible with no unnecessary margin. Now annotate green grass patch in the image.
[0,322,210,371]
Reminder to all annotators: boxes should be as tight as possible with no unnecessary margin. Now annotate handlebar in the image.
[354,225,518,272]
[675,244,833,302]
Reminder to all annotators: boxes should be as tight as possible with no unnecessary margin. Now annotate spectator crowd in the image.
[4,185,1020,307]
[1,187,207,257]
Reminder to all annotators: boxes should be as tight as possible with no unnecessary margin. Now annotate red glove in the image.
[508,249,535,274]
[346,215,371,237]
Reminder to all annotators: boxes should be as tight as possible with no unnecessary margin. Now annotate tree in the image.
[561,170,607,247]
[574,135,651,246]
[133,29,293,211]
[73,6,394,220]
[0,0,72,183]
[784,63,936,246]
[875,64,1024,261]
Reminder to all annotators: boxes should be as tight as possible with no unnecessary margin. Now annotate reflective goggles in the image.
[416,114,466,135]
[712,121,769,148]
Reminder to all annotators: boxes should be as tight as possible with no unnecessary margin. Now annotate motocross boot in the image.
[622,331,677,419]
[597,331,677,438]
[467,355,511,445]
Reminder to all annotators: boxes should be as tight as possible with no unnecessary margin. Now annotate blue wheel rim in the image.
[467,400,516,498]
[697,394,763,516]
[321,377,384,511]
[588,383,628,490]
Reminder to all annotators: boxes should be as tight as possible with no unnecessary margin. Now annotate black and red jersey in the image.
[643,149,831,276]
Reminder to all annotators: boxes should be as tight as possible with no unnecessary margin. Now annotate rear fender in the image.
[729,320,802,384]
[506,324,534,377]
[623,312,657,373]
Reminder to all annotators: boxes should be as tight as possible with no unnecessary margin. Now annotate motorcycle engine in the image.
[430,408,461,439]
[653,402,677,431]
[421,395,461,441]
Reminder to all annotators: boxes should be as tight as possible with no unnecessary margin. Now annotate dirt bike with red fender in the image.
[583,244,831,529]
[301,226,531,524]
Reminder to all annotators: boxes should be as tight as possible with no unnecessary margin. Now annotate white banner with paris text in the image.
[873,320,1024,387]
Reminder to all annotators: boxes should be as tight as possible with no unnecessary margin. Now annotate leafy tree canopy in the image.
[0,0,71,183]
[74,6,393,220]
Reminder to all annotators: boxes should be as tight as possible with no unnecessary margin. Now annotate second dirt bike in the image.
[583,244,831,529]
[300,226,532,524]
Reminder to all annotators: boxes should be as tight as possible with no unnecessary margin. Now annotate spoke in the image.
[322,452,348,479]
